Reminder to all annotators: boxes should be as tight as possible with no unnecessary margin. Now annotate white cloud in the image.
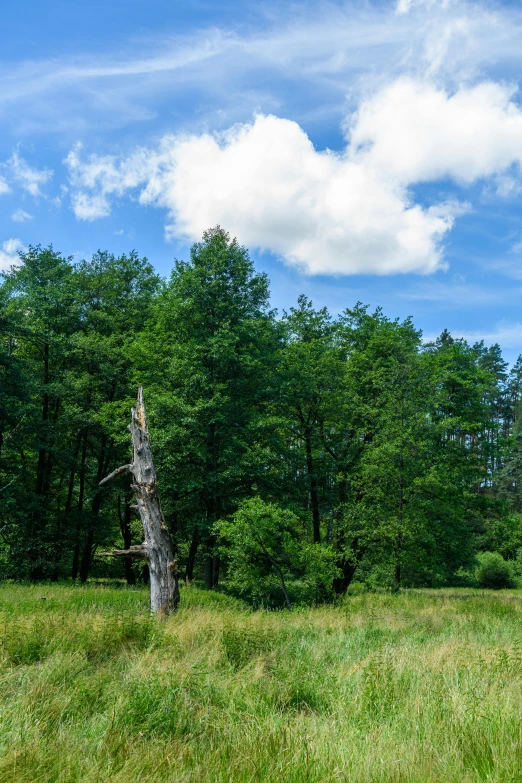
[0,238,26,272]
[65,74,522,276]
[0,0,518,136]
[66,143,150,220]
[349,78,522,184]
[396,0,450,16]
[487,242,522,280]
[66,114,459,275]
[489,174,522,199]
[1,151,53,197]
[0,177,10,195]
[11,208,33,222]
[396,0,412,14]
[70,191,111,221]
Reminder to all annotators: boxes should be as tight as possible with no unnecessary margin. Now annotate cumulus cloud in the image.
[64,74,522,276]
[1,151,53,197]
[0,238,26,272]
[0,177,10,195]
[66,114,458,275]
[348,79,522,184]
[11,208,33,222]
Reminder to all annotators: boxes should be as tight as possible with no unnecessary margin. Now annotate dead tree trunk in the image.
[97,387,180,614]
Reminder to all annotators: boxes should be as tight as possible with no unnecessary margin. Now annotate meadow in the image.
[1,584,522,782]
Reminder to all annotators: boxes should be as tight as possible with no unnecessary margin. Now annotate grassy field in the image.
[2,585,522,782]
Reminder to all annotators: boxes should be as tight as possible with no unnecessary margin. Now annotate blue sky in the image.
[2,0,522,361]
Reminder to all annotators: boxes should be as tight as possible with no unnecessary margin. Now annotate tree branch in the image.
[0,478,15,494]
[99,464,132,487]
[96,544,148,559]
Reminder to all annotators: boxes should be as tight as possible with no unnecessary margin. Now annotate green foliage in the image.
[1,228,522,595]
[0,246,159,581]
[512,548,522,578]
[480,512,522,560]
[476,551,514,589]
[345,580,366,595]
[131,227,280,587]
[217,498,338,608]
[276,297,342,544]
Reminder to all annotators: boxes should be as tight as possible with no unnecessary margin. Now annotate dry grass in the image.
[1,584,522,782]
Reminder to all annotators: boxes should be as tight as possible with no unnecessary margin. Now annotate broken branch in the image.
[99,464,132,487]
[96,544,148,559]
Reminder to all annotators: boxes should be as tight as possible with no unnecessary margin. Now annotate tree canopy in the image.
[1,227,521,599]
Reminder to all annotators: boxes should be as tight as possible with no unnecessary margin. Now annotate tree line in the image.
[1,226,522,601]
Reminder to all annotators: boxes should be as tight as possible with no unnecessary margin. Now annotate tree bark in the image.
[97,387,179,614]
[204,547,220,589]
[333,536,366,595]
[333,561,358,595]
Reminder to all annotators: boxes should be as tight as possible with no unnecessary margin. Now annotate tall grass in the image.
[2,584,522,782]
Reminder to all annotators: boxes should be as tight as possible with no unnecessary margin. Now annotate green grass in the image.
[2,585,522,782]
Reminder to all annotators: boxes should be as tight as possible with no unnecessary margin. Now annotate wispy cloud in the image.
[440,320,522,350]
[5,0,522,281]
[401,278,522,306]
[0,151,53,197]
[11,208,33,223]
[1,0,521,134]
[0,238,26,272]
[479,239,522,280]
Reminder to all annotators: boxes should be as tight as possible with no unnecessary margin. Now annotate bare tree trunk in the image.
[97,387,179,614]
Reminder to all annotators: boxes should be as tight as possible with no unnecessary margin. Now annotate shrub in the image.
[216,498,339,609]
[476,552,513,589]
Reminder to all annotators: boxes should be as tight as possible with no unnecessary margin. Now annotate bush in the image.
[216,498,339,609]
[476,552,513,589]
